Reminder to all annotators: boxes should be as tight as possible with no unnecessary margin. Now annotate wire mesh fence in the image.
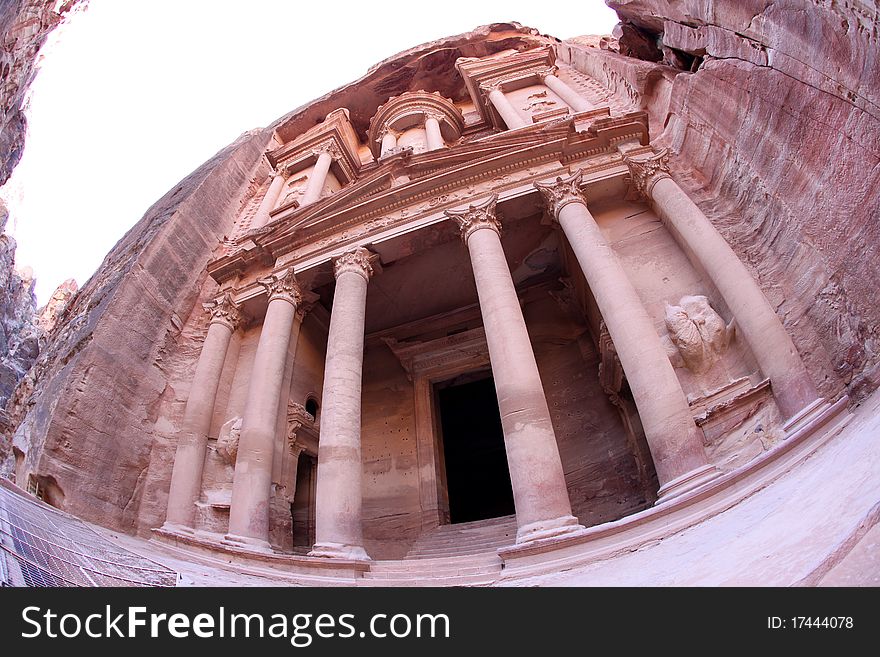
[0,479,178,587]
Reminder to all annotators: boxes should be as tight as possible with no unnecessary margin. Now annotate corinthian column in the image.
[164,293,243,530]
[226,268,303,549]
[540,69,593,113]
[300,142,337,207]
[379,129,397,157]
[483,83,527,130]
[445,197,583,543]
[535,172,719,500]
[309,247,375,560]
[251,169,287,229]
[623,149,820,420]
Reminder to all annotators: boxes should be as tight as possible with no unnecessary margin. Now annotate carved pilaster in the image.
[623,148,671,199]
[204,292,244,331]
[258,267,303,307]
[333,247,375,282]
[534,170,587,218]
[444,194,501,243]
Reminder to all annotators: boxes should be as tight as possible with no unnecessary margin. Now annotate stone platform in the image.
[87,388,880,586]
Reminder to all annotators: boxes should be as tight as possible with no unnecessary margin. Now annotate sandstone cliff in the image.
[0,200,38,411]
[0,0,83,186]
[560,0,880,403]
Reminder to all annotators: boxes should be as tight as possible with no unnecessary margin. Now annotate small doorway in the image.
[436,374,515,523]
[291,452,317,551]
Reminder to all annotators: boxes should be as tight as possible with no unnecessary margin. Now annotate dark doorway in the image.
[291,452,317,552]
[437,375,515,523]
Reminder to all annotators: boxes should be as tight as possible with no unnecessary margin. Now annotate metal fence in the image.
[0,479,178,587]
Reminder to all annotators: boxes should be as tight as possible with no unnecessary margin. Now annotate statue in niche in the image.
[216,416,242,465]
[664,295,735,374]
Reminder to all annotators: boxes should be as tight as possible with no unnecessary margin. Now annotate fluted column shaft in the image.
[424,115,445,151]
[164,294,242,529]
[487,87,527,129]
[630,153,819,419]
[300,150,333,207]
[309,248,374,560]
[542,73,593,112]
[446,197,582,544]
[226,269,303,548]
[252,171,286,228]
[536,173,718,499]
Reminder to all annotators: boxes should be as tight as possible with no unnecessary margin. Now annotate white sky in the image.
[1,0,619,304]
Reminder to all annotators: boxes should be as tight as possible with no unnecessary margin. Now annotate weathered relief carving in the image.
[664,295,735,374]
[216,416,242,465]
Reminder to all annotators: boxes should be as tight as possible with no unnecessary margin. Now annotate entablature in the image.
[207,111,648,286]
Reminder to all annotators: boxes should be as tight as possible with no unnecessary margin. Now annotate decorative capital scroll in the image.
[333,247,374,282]
[444,195,501,243]
[423,111,445,124]
[204,292,244,331]
[534,169,587,218]
[623,148,671,199]
[312,139,342,160]
[258,267,303,307]
[537,65,560,81]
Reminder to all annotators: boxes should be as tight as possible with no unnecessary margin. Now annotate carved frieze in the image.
[258,267,303,307]
[623,148,671,199]
[444,194,501,243]
[534,169,587,217]
[204,292,244,331]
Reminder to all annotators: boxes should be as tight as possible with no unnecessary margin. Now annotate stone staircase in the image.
[358,515,517,587]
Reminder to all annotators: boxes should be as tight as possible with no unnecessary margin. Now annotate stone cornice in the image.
[258,267,303,307]
[204,292,244,331]
[623,147,671,199]
[534,169,587,217]
[444,195,501,243]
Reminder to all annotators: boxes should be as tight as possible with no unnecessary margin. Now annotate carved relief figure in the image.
[664,295,735,374]
[216,416,242,465]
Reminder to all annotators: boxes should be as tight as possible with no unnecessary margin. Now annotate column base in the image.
[222,532,272,552]
[308,542,372,561]
[781,398,826,435]
[515,514,584,545]
[656,463,722,503]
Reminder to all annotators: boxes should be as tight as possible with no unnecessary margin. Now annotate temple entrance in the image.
[291,452,317,551]
[436,374,515,524]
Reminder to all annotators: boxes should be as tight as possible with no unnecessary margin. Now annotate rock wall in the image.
[0,200,38,411]
[561,0,880,403]
[4,129,273,530]
[0,0,83,186]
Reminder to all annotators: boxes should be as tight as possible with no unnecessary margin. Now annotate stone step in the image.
[372,553,501,570]
[358,572,499,587]
[369,556,501,577]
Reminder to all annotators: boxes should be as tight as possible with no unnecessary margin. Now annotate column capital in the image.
[534,170,587,218]
[444,194,501,243]
[204,292,244,331]
[623,148,671,199]
[537,65,560,81]
[312,139,342,160]
[258,267,303,307]
[423,111,445,124]
[272,166,288,180]
[333,247,375,282]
